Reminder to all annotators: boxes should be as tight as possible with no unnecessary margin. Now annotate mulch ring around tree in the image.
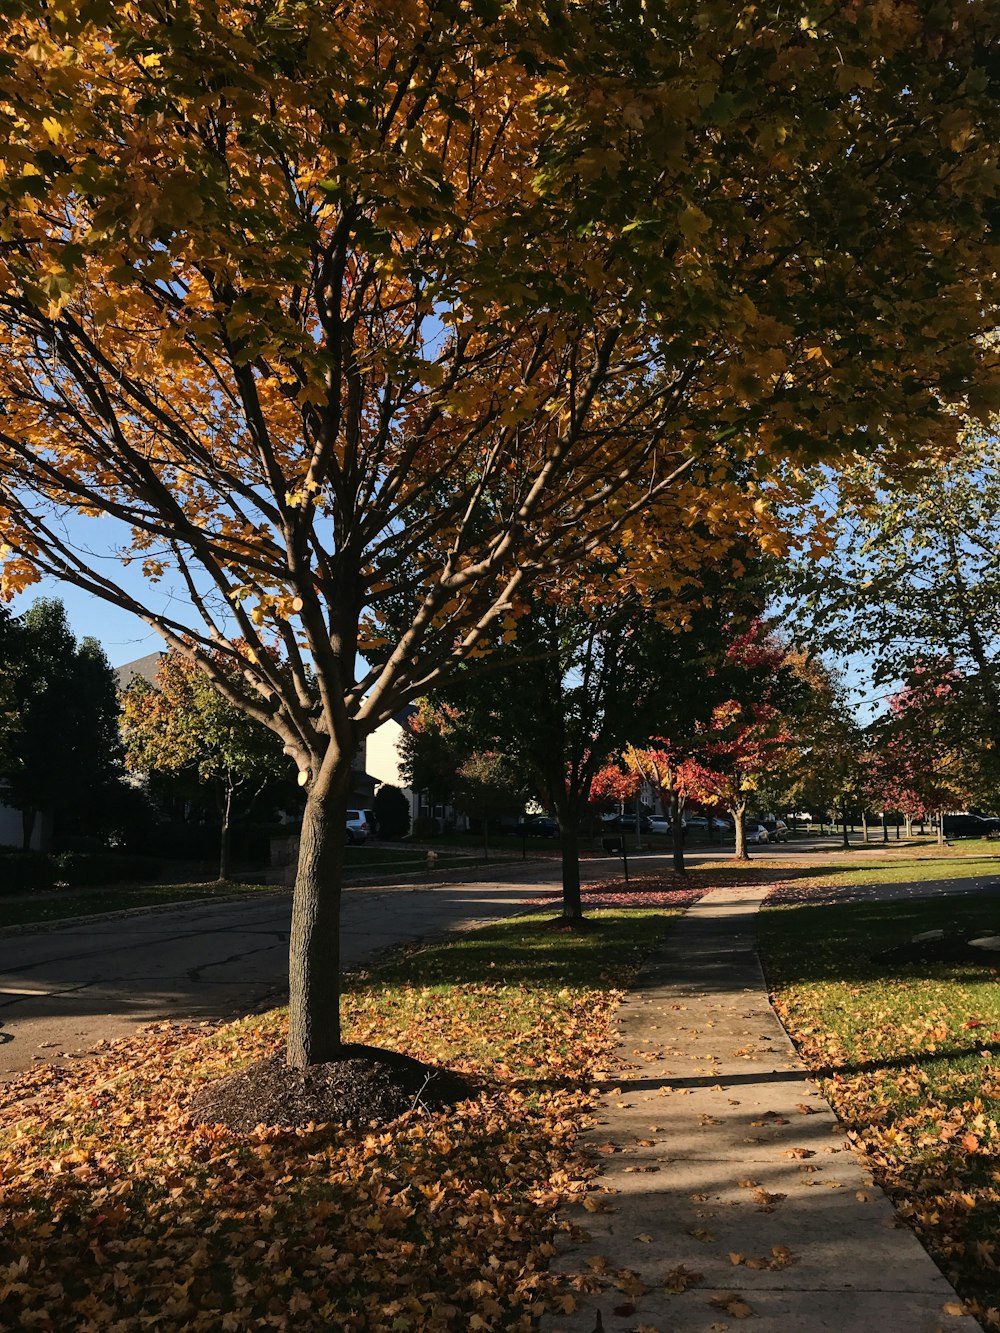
[189,1043,478,1132]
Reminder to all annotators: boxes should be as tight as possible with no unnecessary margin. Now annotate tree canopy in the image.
[1,2,999,1065]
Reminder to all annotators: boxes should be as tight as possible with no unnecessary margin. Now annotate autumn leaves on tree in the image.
[0,3,999,1070]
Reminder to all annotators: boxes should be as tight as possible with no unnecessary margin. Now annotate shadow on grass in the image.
[760,887,1000,986]
[356,908,678,991]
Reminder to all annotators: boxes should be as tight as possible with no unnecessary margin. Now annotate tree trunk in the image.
[21,807,36,852]
[894,816,901,840]
[556,807,583,923]
[882,812,889,843]
[841,804,850,849]
[862,811,869,843]
[904,814,912,838]
[732,802,749,860]
[218,780,233,883]
[937,809,946,846]
[670,788,685,873]
[287,756,352,1068]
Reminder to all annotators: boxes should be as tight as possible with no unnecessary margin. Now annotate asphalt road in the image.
[0,862,581,1080]
[0,835,926,1082]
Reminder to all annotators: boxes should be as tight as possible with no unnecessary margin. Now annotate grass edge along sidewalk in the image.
[0,887,699,1331]
[759,880,1000,1330]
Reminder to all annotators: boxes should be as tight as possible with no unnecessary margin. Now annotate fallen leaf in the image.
[710,1293,753,1318]
[664,1263,703,1293]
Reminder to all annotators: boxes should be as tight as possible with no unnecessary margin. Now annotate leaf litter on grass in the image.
[761,888,1000,1329]
[0,908,678,1330]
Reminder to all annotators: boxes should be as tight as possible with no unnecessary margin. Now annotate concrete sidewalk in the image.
[547,884,980,1332]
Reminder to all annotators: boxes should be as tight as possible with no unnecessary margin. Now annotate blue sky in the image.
[10,575,162,667]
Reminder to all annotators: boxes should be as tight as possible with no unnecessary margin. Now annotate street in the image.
[0,862,577,1080]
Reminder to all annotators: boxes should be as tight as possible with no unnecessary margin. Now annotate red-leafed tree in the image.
[868,666,973,845]
[684,625,798,859]
[624,743,702,872]
[590,763,642,808]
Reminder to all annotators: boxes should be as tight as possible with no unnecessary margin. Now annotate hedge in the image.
[0,851,164,894]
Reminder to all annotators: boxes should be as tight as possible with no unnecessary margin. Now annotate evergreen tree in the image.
[2,599,124,849]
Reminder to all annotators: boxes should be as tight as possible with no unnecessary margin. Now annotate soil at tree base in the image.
[189,1044,478,1132]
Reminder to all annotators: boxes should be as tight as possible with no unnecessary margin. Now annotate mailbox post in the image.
[601,834,629,884]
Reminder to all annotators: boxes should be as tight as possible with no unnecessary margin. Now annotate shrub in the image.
[373,785,411,840]
[410,815,439,839]
[56,852,163,886]
[0,850,166,893]
[0,852,58,893]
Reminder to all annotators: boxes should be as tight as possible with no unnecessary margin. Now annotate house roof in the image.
[115,652,163,690]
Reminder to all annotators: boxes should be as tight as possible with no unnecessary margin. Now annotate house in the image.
[366,706,468,832]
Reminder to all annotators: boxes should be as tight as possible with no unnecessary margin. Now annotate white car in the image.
[647,816,672,833]
[346,810,369,844]
[745,823,771,846]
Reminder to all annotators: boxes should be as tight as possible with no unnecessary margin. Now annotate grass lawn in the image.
[345,847,520,876]
[0,880,276,930]
[759,883,1000,1328]
[0,905,680,1330]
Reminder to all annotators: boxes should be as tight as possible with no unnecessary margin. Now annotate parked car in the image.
[688,810,730,831]
[942,814,1000,839]
[518,815,560,838]
[745,823,771,846]
[767,820,790,843]
[608,813,652,833]
[646,815,672,833]
[346,810,369,844]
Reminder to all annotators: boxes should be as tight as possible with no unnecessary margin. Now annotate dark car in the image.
[609,813,652,833]
[518,816,560,838]
[942,814,1000,839]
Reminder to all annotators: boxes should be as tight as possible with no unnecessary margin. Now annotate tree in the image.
[0,605,20,775]
[868,668,974,845]
[683,623,799,859]
[120,650,291,881]
[453,749,530,858]
[776,655,866,848]
[624,744,704,872]
[2,599,123,849]
[417,586,746,919]
[398,699,465,818]
[1,5,999,1069]
[793,425,1000,778]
